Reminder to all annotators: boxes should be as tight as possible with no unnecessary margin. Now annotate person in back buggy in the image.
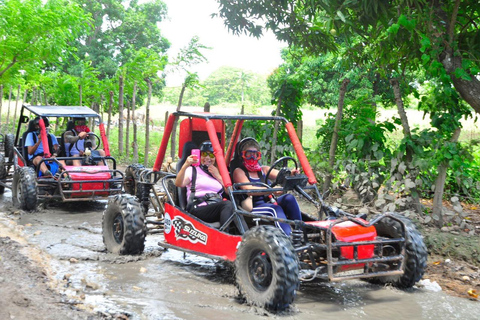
[25,116,63,177]
[63,117,105,166]
[175,141,246,232]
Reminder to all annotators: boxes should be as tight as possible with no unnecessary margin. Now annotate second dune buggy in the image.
[0,105,123,211]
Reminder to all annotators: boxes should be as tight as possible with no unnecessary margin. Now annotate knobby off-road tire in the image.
[102,194,146,255]
[12,167,38,211]
[0,153,6,194]
[235,226,300,311]
[5,133,14,162]
[367,213,427,288]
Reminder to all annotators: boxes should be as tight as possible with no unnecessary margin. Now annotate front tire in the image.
[12,167,37,211]
[235,226,299,311]
[102,194,146,255]
[367,213,427,288]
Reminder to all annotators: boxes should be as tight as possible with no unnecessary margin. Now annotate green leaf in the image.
[336,11,346,23]
[387,23,400,35]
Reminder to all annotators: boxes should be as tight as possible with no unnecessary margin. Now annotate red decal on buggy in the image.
[172,216,208,245]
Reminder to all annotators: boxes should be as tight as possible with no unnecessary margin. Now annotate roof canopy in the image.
[23,105,100,118]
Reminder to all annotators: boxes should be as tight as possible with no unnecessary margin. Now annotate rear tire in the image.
[5,133,14,162]
[235,226,299,311]
[124,163,145,199]
[102,194,146,255]
[12,167,37,211]
[367,213,427,288]
[0,153,6,194]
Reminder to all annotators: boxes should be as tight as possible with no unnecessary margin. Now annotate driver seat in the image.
[59,120,75,158]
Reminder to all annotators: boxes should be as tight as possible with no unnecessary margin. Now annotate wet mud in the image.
[0,190,479,320]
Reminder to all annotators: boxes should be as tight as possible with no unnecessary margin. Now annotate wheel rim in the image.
[112,213,124,244]
[248,249,273,291]
[15,180,22,203]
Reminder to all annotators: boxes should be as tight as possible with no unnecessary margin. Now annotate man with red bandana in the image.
[64,117,105,166]
[232,138,302,235]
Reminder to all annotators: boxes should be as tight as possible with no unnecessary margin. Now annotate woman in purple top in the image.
[175,141,246,232]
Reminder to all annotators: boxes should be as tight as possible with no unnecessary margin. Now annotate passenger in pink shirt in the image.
[175,141,246,232]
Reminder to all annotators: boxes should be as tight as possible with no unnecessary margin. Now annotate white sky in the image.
[159,0,286,87]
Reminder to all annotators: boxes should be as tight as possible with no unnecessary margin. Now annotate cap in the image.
[200,141,213,152]
[34,116,50,127]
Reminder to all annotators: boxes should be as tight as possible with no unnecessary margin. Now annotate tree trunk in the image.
[323,78,350,194]
[42,87,47,105]
[170,84,186,158]
[107,91,113,138]
[144,79,152,166]
[13,85,20,134]
[118,76,124,154]
[132,81,138,163]
[0,85,3,126]
[390,78,422,213]
[32,87,37,105]
[296,119,303,140]
[432,127,461,227]
[271,95,283,164]
[23,89,27,106]
[204,102,210,112]
[126,100,131,159]
[6,86,12,131]
[79,84,82,106]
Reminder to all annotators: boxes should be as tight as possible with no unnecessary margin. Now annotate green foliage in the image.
[69,0,169,80]
[0,0,91,80]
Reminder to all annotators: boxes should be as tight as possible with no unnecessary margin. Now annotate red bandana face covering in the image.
[74,125,90,133]
[243,158,262,172]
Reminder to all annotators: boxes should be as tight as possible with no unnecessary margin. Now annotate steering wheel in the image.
[75,132,101,152]
[265,156,299,188]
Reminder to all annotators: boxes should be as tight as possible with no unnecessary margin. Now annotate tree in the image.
[216,0,480,114]
[69,0,169,80]
[168,36,210,158]
[0,0,91,79]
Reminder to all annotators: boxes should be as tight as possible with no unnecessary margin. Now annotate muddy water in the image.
[1,191,478,320]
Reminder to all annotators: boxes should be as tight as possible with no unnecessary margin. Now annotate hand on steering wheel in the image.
[265,156,299,188]
[75,132,101,152]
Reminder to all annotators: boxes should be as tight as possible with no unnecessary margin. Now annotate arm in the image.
[175,155,196,187]
[63,131,80,143]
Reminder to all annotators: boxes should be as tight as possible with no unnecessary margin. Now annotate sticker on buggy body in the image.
[164,212,172,234]
[172,216,208,245]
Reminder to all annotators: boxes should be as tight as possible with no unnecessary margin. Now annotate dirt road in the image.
[0,189,479,320]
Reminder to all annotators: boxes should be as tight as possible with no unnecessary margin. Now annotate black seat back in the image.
[21,120,36,163]
[176,141,198,210]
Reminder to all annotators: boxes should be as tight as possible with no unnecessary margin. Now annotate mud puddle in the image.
[0,191,478,319]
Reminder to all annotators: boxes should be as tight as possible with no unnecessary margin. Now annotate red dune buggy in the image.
[102,111,427,311]
[0,105,123,211]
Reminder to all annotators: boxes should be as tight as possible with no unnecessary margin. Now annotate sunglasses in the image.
[201,151,215,159]
[242,150,261,160]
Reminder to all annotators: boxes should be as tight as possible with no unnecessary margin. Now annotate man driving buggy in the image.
[63,117,105,166]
